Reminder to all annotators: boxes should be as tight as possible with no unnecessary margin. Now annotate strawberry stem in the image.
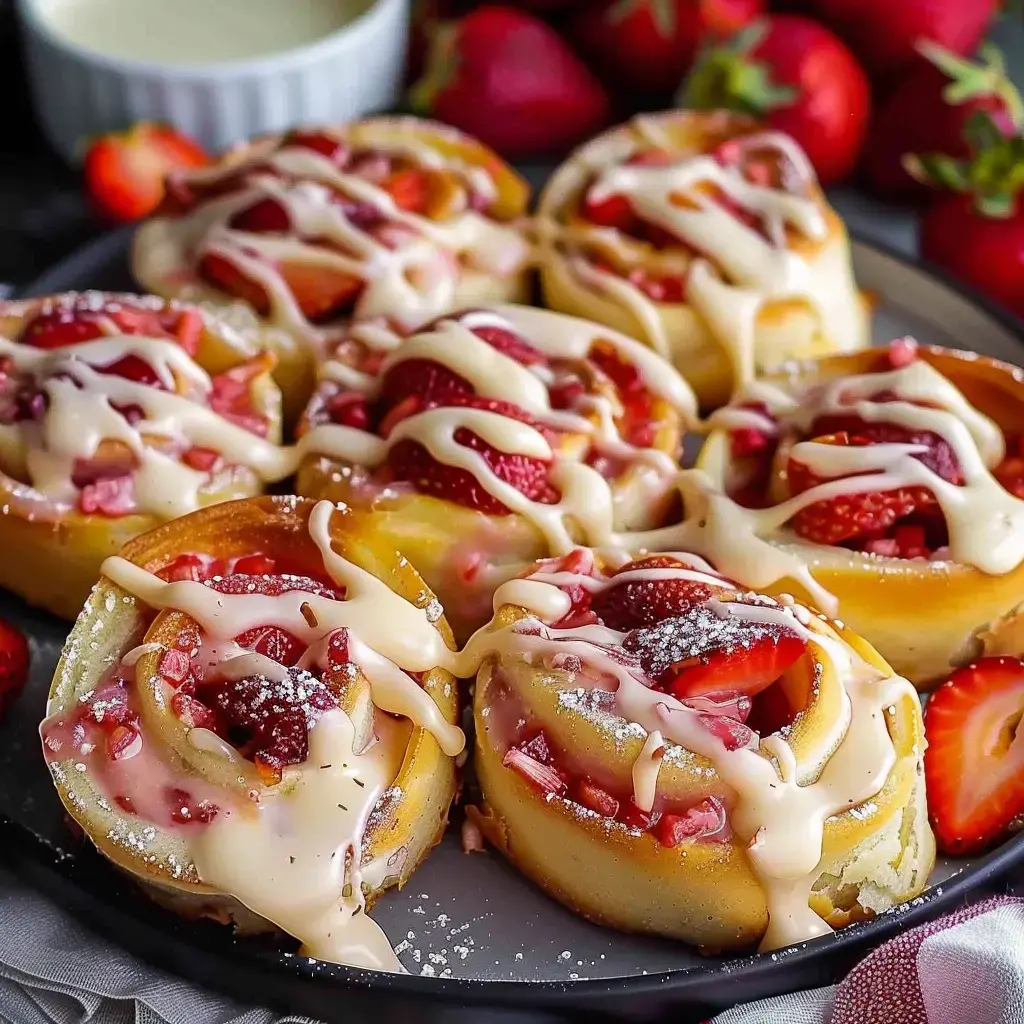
[679,21,797,116]
[918,40,1024,131]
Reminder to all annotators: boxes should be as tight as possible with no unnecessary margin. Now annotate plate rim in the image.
[4,228,1024,1017]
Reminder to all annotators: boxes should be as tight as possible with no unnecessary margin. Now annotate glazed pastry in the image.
[692,338,1024,687]
[0,292,282,619]
[294,303,697,639]
[536,110,868,408]
[469,549,933,952]
[132,117,533,417]
[42,495,463,971]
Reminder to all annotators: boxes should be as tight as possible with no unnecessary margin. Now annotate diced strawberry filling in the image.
[502,726,729,848]
[78,475,135,517]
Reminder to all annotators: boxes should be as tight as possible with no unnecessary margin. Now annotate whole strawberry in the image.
[679,15,870,186]
[568,0,765,97]
[409,4,611,160]
[802,0,1000,85]
[0,619,29,719]
[913,115,1024,319]
[863,43,1023,204]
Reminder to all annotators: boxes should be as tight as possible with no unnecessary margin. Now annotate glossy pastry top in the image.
[0,292,281,520]
[472,549,921,951]
[538,110,864,394]
[297,304,697,540]
[133,118,532,359]
[695,339,1024,596]
[43,497,463,972]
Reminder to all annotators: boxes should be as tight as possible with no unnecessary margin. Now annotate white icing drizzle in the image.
[538,117,864,393]
[135,129,532,357]
[631,729,664,813]
[0,333,276,519]
[701,356,1024,578]
[300,304,696,553]
[477,558,920,951]
[97,501,466,973]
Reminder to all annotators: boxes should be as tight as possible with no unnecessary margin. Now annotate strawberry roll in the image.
[537,110,869,409]
[42,496,463,972]
[132,117,533,418]
[0,292,282,619]
[293,304,697,639]
[693,338,1024,687]
[470,550,933,952]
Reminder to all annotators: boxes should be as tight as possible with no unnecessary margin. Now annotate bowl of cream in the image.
[17,0,409,160]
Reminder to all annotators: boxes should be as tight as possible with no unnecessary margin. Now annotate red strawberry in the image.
[862,44,1023,204]
[924,657,1024,855]
[284,129,350,165]
[802,0,1000,86]
[385,395,558,514]
[655,797,726,847]
[410,5,611,160]
[470,325,547,367]
[0,619,29,719]
[570,0,764,97]
[279,262,364,322]
[198,252,273,315]
[382,169,432,213]
[622,605,806,701]
[787,432,937,546]
[592,555,723,631]
[21,312,105,349]
[380,358,472,409]
[83,122,209,223]
[681,16,870,186]
[230,197,292,233]
[914,118,1024,320]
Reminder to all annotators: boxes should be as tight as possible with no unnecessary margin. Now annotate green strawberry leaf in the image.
[919,41,1024,129]
[611,0,677,37]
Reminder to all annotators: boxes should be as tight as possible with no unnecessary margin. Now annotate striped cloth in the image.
[714,896,1024,1024]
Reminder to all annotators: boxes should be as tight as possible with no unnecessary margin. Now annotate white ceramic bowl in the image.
[16,0,410,161]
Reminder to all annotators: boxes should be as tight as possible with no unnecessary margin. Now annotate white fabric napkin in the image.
[1,862,1021,1024]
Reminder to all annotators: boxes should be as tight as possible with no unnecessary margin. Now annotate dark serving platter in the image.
[1,228,1024,1024]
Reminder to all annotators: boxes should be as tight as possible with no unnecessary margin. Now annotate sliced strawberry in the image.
[580,190,636,231]
[232,626,305,667]
[78,476,136,517]
[229,197,292,233]
[209,360,270,437]
[627,267,687,304]
[285,130,349,165]
[199,252,272,315]
[83,123,209,223]
[325,392,371,430]
[280,261,363,322]
[502,745,568,796]
[98,354,162,388]
[21,311,106,349]
[788,432,938,546]
[592,555,722,632]
[470,325,547,367]
[107,725,142,761]
[924,657,1024,855]
[655,797,726,848]
[382,168,431,213]
[574,778,620,818]
[379,358,471,409]
[621,606,806,702]
[0,619,29,719]
[157,553,224,583]
[171,692,217,730]
[385,395,558,514]
[158,649,191,685]
[182,446,223,473]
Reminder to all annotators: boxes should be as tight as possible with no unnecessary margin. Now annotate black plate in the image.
[2,229,1023,1024]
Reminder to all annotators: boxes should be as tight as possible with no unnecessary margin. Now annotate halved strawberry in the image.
[788,432,937,546]
[379,358,472,409]
[924,657,1024,855]
[198,252,273,315]
[279,262,363,322]
[83,123,209,223]
[470,325,547,367]
[21,311,106,349]
[592,555,723,632]
[0,618,29,719]
[385,395,558,514]
[622,606,806,702]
